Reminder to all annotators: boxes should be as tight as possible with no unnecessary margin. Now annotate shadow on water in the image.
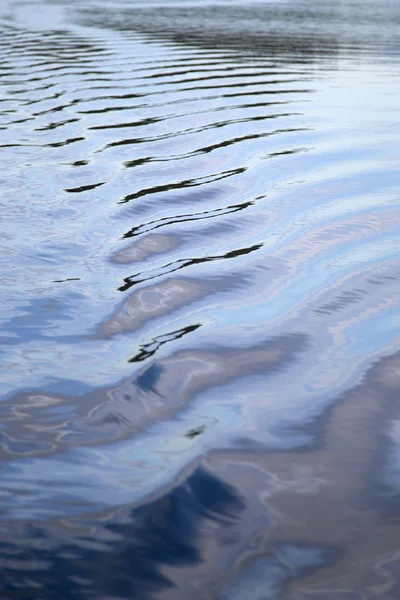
[2,352,400,599]
[0,467,245,599]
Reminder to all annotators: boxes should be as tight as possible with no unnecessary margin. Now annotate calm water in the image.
[1,0,400,598]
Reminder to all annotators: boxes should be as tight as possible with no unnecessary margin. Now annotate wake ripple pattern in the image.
[0,0,399,598]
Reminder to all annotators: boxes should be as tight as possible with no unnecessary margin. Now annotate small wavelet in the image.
[0,0,400,598]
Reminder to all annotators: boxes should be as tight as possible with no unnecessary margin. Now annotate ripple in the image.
[0,0,399,597]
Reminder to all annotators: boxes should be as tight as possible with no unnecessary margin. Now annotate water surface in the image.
[1,0,400,598]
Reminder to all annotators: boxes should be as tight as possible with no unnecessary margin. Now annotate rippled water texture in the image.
[1,0,400,597]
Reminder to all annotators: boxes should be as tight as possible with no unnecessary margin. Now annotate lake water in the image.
[1,0,400,598]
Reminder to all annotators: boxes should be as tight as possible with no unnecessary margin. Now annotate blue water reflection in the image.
[0,0,400,597]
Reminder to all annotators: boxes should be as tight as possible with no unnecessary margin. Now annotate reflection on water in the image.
[3,354,400,599]
[0,0,399,597]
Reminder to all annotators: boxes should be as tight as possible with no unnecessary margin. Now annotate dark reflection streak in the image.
[3,68,305,87]
[123,157,152,168]
[0,97,29,105]
[128,324,201,363]
[33,99,79,116]
[25,91,66,106]
[113,127,308,168]
[23,69,116,79]
[82,92,144,102]
[168,81,313,94]
[185,123,306,152]
[45,136,85,148]
[7,79,119,95]
[104,123,305,154]
[21,49,103,57]
[164,93,295,120]
[79,98,290,117]
[53,278,80,283]
[173,127,310,159]
[119,113,294,168]
[79,93,292,116]
[97,111,297,136]
[14,62,105,74]
[69,159,89,166]
[9,58,309,79]
[35,118,79,131]
[122,201,253,239]
[5,76,117,90]
[79,84,142,91]
[14,61,102,73]
[214,99,292,113]
[118,244,262,291]
[268,146,309,158]
[0,117,35,126]
[89,116,162,130]
[138,66,312,80]
[84,85,310,107]
[8,83,55,95]
[64,182,105,193]
[0,143,42,148]
[1,72,102,85]
[119,168,245,205]
[86,53,232,69]
[107,74,306,92]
